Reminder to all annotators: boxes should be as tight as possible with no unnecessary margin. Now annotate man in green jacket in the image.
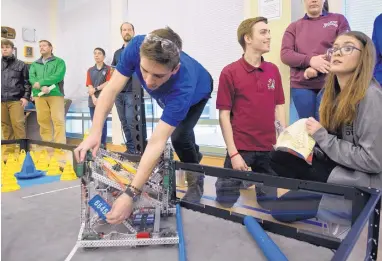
[29,40,66,143]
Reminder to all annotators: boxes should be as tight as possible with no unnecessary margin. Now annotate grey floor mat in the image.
[0,181,375,261]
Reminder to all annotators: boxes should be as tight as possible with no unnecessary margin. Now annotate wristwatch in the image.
[124,186,140,202]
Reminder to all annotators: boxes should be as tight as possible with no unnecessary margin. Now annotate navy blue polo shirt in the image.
[86,64,111,107]
[116,35,212,127]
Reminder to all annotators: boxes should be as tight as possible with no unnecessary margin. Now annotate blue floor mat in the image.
[17,175,61,188]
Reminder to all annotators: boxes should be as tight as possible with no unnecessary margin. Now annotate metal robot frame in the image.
[74,144,178,249]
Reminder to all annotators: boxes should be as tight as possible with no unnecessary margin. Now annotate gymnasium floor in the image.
[1,144,379,261]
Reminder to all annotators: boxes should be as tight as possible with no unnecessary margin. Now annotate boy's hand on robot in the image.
[106,193,134,224]
[74,133,102,162]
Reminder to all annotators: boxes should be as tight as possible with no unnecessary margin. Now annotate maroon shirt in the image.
[216,57,285,151]
[281,12,350,89]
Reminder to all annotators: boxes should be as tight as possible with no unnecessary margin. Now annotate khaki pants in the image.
[34,96,66,143]
[1,101,26,140]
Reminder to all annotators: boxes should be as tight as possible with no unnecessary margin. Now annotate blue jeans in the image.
[291,88,324,121]
[89,107,107,145]
[115,92,135,153]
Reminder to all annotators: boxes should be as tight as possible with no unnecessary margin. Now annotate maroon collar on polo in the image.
[239,56,266,72]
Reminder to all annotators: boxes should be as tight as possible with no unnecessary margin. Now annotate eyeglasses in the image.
[143,34,180,54]
[326,45,362,58]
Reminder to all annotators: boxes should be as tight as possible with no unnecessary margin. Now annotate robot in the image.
[74,142,179,250]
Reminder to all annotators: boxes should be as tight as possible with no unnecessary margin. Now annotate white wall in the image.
[344,0,382,37]
[127,0,244,92]
[1,0,54,63]
[56,0,112,101]
[1,0,114,100]
[110,0,129,145]
[55,0,128,145]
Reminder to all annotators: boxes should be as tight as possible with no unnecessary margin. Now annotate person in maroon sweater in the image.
[215,17,286,207]
[281,0,350,121]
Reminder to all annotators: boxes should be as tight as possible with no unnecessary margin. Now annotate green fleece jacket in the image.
[29,55,66,97]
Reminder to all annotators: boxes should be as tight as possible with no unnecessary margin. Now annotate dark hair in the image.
[237,17,268,51]
[323,1,329,12]
[120,22,135,32]
[140,26,182,70]
[94,47,105,56]
[1,39,14,48]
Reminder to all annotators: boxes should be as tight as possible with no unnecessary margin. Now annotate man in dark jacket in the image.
[111,22,136,153]
[1,39,31,140]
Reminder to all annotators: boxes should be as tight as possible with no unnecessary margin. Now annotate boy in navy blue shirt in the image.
[75,27,212,224]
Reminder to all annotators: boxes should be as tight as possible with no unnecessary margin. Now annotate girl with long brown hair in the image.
[268,31,382,237]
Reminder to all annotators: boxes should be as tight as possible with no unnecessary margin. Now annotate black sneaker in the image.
[124,149,140,155]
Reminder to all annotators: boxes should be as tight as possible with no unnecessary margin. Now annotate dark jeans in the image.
[268,150,336,223]
[115,92,135,153]
[215,151,277,207]
[89,107,107,145]
[170,98,209,164]
[292,88,324,120]
[270,150,335,182]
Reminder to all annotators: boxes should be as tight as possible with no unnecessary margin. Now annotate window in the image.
[344,1,382,37]
[144,98,154,119]
[200,101,211,119]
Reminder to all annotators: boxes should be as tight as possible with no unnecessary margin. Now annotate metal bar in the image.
[81,113,85,137]
[77,237,179,247]
[133,117,220,125]
[27,139,77,151]
[175,162,360,200]
[1,139,23,145]
[2,139,77,155]
[171,161,177,203]
[116,151,142,162]
[26,139,31,152]
[122,220,137,234]
[154,206,161,233]
[365,196,381,261]
[19,139,28,151]
[332,191,381,261]
[179,200,341,250]
[66,116,112,121]
[66,115,216,125]
[351,189,369,224]
[91,172,124,191]
[131,75,147,154]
